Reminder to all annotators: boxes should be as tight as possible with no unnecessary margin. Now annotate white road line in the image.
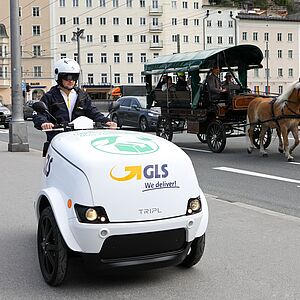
[0,130,8,134]
[181,147,211,153]
[214,166,300,184]
[289,162,300,165]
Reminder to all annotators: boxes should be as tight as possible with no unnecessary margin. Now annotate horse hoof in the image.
[278,148,283,153]
[288,157,294,162]
[262,153,268,157]
[247,148,252,154]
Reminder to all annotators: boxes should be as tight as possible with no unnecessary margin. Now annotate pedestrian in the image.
[33,58,116,155]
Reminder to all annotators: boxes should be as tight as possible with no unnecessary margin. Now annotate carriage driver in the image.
[33,58,117,144]
[206,66,227,100]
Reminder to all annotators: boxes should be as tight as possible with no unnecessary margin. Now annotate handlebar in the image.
[42,122,116,132]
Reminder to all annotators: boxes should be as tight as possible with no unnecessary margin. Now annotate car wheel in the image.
[112,114,122,128]
[4,123,9,129]
[37,207,68,286]
[179,234,205,268]
[139,116,148,132]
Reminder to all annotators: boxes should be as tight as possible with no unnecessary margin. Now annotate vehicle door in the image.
[127,98,141,126]
[118,97,132,126]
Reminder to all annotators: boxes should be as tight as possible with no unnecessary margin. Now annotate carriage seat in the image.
[154,90,191,108]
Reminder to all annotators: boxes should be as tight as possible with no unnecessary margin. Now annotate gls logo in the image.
[110,164,168,182]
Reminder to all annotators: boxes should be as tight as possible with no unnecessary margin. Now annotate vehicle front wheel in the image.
[179,234,205,268]
[139,116,148,132]
[37,207,68,286]
[197,133,207,143]
[206,121,226,153]
[252,125,272,149]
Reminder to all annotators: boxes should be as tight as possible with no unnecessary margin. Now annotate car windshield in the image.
[137,97,147,108]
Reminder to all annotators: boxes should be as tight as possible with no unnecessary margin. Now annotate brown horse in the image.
[247,80,300,161]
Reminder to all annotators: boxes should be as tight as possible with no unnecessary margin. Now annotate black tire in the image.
[253,125,272,149]
[179,234,205,268]
[156,116,173,141]
[4,123,9,129]
[139,116,148,132]
[37,207,68,286]
[112,114,122,128]
[197,133,207,143]
[206,121,226,153]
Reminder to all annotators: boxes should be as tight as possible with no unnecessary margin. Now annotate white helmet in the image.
[54,58,80,83]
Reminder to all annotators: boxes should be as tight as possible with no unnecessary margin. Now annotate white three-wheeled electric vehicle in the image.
[33,102,208,286]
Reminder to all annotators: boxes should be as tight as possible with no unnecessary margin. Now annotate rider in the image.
[33,58,116,146]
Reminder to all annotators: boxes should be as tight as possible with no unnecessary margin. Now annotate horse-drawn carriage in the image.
[144,44,272,153]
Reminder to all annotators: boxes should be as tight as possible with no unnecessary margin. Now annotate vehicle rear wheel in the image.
[156,116,173,141]
[179,234,205,268]
[197,133,207,143]
[206,121,226,153]
[112,114,121,128]
[253,125,272,149]
[139,116,148,132]
[37,207,68,286]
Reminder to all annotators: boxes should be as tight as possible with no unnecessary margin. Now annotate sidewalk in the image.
[1,140,300,299]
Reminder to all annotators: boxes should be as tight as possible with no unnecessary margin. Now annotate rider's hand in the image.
[41,122,55,130]
[105,121,117,129]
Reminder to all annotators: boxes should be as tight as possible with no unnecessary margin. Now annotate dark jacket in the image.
[207,73,222,100]
[33,85,110,141]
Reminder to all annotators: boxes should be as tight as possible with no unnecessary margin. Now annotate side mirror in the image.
[32,101,48,114]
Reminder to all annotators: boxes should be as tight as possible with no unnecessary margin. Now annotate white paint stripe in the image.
[289,162,300,165]
[0,130,8,134]
[214,166,300,184]
[181,147,211,153]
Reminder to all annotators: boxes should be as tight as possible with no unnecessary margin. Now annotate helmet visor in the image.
[60,73,79,81]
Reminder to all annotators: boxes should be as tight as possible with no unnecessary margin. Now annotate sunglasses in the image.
[61,73,79,81]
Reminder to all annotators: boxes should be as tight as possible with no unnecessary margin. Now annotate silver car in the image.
[111,96,160,132]
[0,103,11,128]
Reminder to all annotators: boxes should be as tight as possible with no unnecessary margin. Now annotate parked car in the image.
[23,100,38,120]
[111,96,160,131]
[0,102,11,129]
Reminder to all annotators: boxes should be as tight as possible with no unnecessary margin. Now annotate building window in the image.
[277,50,282,58]
[277,33,282,42]
[152,0,158,8]
[194,2,199,9]
[113,0,119,7]
[287,33,292,42]
[73,0,79,7]
[86,0,92,7]
[182,1,188,8]
[32,25,41,36]
[87,35,93,42]
[100,35,106,43]
[59,0,65,7]
[33,66,42,77]
[140,53,146,63]
[60,35,66,42]
[278,85,283,94]
[127,18,133,25]
[88,73,94,84]
[140,35,146,43]
[153,52,159,58]
[194,19,199,26]
[140,17,146,25]
[74,53,78,61]
[128,73,134,84]
[32,7,40,17]
[73,17,79,25]
[99,17,106,25]
[171,1,176,8]
[60,53,67,59]
[288,50,293,59]
[264,32,269,41]
[60,17,66,25]
[113,35,119,42]
[217,20,222,27]
[183,18,188,26]
[172,18,177,25]
[278,68,283,77]
[20,25,22,35]
[265,49,269,59]
[288,68,293,77]
[127,53,133,63]
[207,36,212,44]
[101,73,107,84]
[253,32,258,41]
[172,35,177,42]
[101,53,107,63]
[228,20,233,28]
[127,35,133,42]
[194,36,200,43]
[33,45,41,56]
[99,0,106,7]
[254,69,259,77]
[207,20,211,27]
[86,17,93,25]
[114,73,120,84]
[113,17,119,25]
[140,0,145,7]
[153,35,159,43]
[141,74,146,83]
[265,68,270,79]
[183,35,188,43]
[114,53,120,63]
[126,0,132,7]
[242,32,247,41]
[87,53,94,63]
[217,36,222,44]
[228,36,234,44]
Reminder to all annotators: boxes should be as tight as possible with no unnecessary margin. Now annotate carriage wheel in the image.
[206,121,226,153]
[197,133,207,143]
[156,116,173,141]
[253,125,272,149]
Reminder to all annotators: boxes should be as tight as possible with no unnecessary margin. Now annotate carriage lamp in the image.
[186,196,202,215]
[74,204,110,223]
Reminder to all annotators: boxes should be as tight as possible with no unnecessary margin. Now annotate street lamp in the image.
[71,28,85,87]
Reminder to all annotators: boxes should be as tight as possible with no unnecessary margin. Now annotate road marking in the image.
[289,162,300,165]
[0,129,8,134]
[214,166,300,184]
[181,147,211,153]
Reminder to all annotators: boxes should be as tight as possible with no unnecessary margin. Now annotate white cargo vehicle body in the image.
[35,129,208,286]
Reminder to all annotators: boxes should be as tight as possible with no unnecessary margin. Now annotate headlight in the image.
[148,112,155,117]
[186,196,202,215]
[75,204,109,223]
[3,110,11,115]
